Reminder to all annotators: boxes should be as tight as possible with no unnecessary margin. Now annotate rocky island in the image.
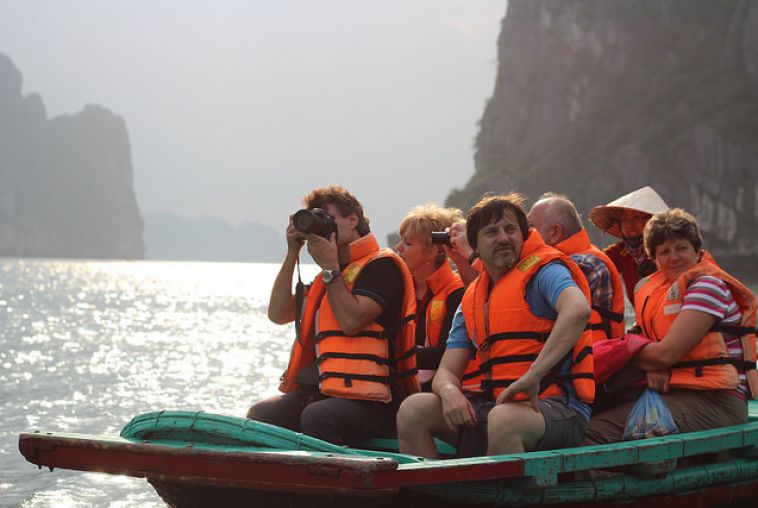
[0,53,143,259]
[448,0,758,279]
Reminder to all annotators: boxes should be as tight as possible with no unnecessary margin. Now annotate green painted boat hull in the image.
[18,402,758,507]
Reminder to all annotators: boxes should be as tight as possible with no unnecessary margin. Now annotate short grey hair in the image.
[535,193,583,239]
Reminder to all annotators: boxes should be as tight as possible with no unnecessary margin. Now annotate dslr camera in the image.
[430,231,451,246]
[293,208,337,240]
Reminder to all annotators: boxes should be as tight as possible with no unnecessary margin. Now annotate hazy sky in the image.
[0,1,505,243]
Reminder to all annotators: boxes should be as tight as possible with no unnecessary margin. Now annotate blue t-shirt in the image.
[446,261,590,420]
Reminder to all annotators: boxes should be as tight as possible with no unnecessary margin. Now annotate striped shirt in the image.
[682,275,747,399]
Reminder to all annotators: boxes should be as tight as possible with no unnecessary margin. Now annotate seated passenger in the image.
[585,209,757,445]
[588,186,668,304]
[246,185,419,446]
[397,194,593,458]
[395,205,466,391]
[529,193,625,342]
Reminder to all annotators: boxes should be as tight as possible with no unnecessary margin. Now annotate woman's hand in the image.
[646,369,671,393]
[445,223,473,265]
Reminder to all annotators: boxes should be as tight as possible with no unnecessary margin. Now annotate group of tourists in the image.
[246,184,757,458]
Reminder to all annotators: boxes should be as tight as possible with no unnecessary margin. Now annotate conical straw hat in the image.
[588,186,669,239]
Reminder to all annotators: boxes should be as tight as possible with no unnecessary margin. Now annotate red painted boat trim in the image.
[18,432,526,494]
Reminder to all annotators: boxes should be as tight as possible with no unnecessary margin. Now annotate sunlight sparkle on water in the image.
[3,259,321,506]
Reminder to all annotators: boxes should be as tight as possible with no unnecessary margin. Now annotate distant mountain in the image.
[448,0,758,278]
[143,210,284,262]
[0,53,144,259]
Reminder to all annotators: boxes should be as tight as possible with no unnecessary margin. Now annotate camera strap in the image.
[294,255,305,344]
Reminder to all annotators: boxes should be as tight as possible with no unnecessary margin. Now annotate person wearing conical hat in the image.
[588,186,668,304]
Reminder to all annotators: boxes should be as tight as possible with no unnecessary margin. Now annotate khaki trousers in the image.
[585,388,748,445]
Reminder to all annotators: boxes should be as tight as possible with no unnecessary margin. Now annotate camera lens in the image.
[293,209,314,233]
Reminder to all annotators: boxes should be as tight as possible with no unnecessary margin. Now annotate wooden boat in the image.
[18,403,758,507]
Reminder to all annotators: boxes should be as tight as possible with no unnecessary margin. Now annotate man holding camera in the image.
[247,185,419,446]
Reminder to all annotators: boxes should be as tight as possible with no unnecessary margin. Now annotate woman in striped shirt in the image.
[586,208,756,444]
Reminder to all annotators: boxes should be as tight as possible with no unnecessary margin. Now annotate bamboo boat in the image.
[18,402,758,507]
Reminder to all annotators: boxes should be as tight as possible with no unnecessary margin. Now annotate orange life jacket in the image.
[458,256,487,393]
[279,233,420,402]
[554,228,626,342]
[418,262,464,384]
[634,252,758,397]
[461,229,595,403]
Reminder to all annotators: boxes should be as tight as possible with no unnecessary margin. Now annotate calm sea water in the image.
[1,258,319,508]
[2,259,756,507]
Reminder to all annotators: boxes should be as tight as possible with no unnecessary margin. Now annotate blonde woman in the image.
[395,205,466,391]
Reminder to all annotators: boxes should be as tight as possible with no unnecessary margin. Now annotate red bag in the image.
[593,333,652,384]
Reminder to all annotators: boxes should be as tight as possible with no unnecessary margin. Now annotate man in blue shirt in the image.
[396,194,592,457]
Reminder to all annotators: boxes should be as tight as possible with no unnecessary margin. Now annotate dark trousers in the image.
[247,390,396,446]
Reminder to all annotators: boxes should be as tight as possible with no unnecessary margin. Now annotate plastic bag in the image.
[622,389,679,440]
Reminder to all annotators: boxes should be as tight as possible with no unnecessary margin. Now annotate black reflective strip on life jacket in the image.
[671,357,756,372]
[318,371,391,387]
[480,377,555,395]
[592,305,624,323]
[393,346,417,364]
[316,352,391,365]
[709,324,758,336]
[314,313,417,345]
[382,313,417,339]
[461,368,483,381]
[572,345,593,366]
[314,330,387,344]
[545,372,595,383]
[482,331,551,352]
[392,367,419,380]
[477,354,539,373]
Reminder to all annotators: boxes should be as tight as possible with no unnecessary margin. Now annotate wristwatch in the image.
[321,269,341,284]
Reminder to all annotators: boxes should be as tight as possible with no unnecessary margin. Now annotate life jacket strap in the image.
[671,357,756,372]
[709,324,758,336]
[478,354,539,372]
[393,346,417,363]
[314,330,387,343]
[316,352,391,365]
[318,371,391,387]
[481,331,552,352]
[573,345,593,365]
[480,377,555,395]
[592,305,624,323]
[381,313,417,339]
[546,372,595,383]
[461,368,483,381]
[392,368,419,380]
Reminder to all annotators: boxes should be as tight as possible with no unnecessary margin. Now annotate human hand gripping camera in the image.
[429,223,479,287]
[292,208,340,273]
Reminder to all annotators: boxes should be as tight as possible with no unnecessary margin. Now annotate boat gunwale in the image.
[18,412,758,492]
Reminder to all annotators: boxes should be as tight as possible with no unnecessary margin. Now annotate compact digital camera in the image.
[430,231,451,246]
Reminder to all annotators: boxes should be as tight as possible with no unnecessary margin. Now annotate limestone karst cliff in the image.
[0,54,143,259]
[448,0,758,278]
